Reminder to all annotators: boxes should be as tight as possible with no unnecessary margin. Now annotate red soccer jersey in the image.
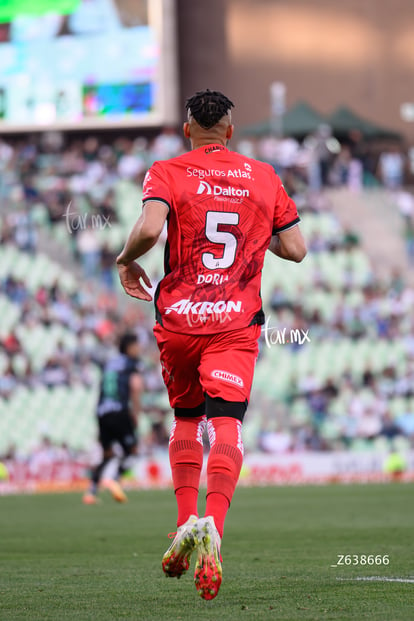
[142,144,299,334]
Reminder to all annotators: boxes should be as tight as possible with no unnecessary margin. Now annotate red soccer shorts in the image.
[153,323,261,407]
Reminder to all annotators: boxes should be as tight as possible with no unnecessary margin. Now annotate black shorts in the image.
[98,411,137,453]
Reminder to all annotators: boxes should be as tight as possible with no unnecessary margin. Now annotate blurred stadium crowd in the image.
[0,126,413,467]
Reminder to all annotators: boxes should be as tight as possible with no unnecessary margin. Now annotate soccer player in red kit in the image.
[116,90,306,600]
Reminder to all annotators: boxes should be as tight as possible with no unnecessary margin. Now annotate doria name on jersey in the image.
[142,144,299,334]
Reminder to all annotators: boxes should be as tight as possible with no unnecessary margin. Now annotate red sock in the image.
[169,415,206,527]
[205,417,244,537]
[205,492,229,538]
[175,487,199,526]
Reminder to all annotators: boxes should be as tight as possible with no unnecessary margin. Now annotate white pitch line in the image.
[337,577,414,584]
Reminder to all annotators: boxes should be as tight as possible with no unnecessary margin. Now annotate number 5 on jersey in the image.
[202,211,239,270]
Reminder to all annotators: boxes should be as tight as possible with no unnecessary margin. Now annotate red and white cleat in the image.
[193,516,222,600]
[162,514,198,578]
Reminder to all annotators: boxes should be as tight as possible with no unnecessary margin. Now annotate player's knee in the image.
[205,394,247,422]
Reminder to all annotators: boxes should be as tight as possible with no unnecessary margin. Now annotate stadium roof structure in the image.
[327,106,402,140]
[240,101,326,138]
[241,102,402,141]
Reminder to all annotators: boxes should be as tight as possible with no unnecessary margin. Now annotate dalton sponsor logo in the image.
[211,369,244,387]
[196,180,249,197]
[165,299,242,315]
[197,180,213,194]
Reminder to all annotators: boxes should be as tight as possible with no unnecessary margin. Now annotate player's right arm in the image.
[117,162,171,301]
[116,199,168,300]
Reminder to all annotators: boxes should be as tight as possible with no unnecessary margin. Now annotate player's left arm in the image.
[268,174,306,262]
[116,200,168,300]
[268,225,307,262]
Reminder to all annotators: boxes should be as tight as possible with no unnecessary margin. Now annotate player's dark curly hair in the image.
[185,89,234,130]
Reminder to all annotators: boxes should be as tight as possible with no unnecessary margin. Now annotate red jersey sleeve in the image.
[142,161,172,211]
[272,178,300,234]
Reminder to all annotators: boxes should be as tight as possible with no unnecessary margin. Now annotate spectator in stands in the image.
[329,145,351,186]
[3,277,29,305]
[342,225,360,249]
[95,190,117,223]
[117,139,147,180]
[2,331,22,356]
[76,228,100,279]
[150,127,185,161]
[396,406,414,438]
[377,145,405,189]
[308,231,328,252]
[40,355,70,388]
[356,407,382,440]
[380,411,401,439]
[303,124,335,189]
[259,425,292,453]
[29,436,58,475]
[15,209,37,252]
[100,243,117,290]
[0,362,18,399]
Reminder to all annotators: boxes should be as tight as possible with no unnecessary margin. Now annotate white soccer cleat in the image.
[162,514,198,578]
[193,516,222,600]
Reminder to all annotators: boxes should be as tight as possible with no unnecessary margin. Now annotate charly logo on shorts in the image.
[211,369,244,387]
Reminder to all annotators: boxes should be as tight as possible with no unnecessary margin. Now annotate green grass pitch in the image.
[1,483,413,621]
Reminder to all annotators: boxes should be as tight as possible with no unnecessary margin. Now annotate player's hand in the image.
[116,261,153,301]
